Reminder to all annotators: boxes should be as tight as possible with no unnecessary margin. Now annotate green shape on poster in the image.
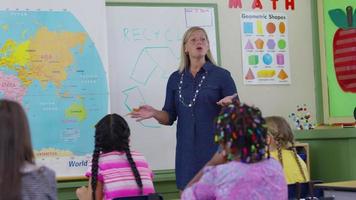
[248,55,259,65]
[278,39,286,49]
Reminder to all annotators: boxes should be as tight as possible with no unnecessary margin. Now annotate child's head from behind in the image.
[94,113,130,153]
[265,116,294,148]
[0,99,34,163]
[0,99,34,199]
[214,100,268,163]
[265,116,307,181]
[91,114,144,200]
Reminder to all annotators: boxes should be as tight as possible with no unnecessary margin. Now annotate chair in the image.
[113,193,163,200]
[288,180,324,199]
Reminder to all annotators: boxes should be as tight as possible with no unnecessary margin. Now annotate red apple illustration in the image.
[329,6,356,92]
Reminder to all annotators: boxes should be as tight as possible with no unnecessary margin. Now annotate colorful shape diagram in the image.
[255,38,264,49]
[266,22,276,34]
[245,40,254,50]
[243,22,253,34]
[278,39,287,50]
[257,69,276,78]
[266,39,276,50]
[248,55,259,65]
[263,53,273,65]
[279,22,286,34]
[276,53,285,65]
[256,20,263,34]
[245,68,255,80]
[278,69,288,80]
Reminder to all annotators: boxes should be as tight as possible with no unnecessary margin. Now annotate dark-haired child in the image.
[266,116,310,184]
[0,99,57,200]
[76,114,155,200]
[181,100,287,200]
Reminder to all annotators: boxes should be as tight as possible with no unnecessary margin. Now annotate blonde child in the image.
[265,116,310,184]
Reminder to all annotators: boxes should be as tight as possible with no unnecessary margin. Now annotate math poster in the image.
[240,12,291,85]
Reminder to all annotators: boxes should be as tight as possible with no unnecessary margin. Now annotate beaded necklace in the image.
[178,70,208,107]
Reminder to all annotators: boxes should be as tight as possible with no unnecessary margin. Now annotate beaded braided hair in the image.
[265,116,307,182]
[214,100,269,163]
[91,114,143,200]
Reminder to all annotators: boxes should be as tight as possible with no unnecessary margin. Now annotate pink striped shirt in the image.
[86,151,155,200]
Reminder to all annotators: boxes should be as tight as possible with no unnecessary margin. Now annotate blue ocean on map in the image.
[0,11,108,155]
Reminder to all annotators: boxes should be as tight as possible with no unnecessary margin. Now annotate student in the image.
[0,99,57,200]
[131,26,238,190]
[181,100,287,200]
[76,114,155,200]
[265,116,310,184]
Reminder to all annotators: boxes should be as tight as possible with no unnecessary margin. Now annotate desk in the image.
[315,180,356,200]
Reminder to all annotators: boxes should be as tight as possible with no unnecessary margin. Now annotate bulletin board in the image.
[318,0,356,123]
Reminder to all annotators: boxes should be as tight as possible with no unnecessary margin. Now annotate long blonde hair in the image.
[265,116,307,182]
[178,26,216,73]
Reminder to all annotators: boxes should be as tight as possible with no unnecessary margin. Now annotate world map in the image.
[0,11,108,159]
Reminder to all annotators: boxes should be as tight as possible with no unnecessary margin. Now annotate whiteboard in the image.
[106,3,219,170]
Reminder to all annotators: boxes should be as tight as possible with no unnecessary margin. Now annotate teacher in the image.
[131,26,238,190]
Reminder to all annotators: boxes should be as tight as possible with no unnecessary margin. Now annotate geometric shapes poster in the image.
[240,11,291,84]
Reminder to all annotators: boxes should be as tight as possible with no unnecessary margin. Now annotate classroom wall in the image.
[108,0,317,126]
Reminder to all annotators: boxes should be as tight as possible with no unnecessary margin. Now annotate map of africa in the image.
[0,11,108,158]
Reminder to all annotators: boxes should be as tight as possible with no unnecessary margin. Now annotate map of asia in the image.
[0,10,108,176]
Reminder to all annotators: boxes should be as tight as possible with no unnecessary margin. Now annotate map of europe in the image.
[0,11,108,158]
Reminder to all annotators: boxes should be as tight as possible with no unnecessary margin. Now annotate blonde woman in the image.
[131,26,238,190]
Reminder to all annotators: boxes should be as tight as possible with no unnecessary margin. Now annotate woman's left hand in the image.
[216,93,238,106]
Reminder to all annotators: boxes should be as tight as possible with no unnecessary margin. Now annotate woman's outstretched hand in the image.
[216,93,238,106]
[130,105,156,121]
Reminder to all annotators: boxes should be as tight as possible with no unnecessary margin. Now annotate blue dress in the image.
[162,61,238,189]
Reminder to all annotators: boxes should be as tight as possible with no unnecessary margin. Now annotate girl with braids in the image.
[265,116,310,184]
[181,100,287,200]
[0,99,57,200]
[76,114,155,200]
